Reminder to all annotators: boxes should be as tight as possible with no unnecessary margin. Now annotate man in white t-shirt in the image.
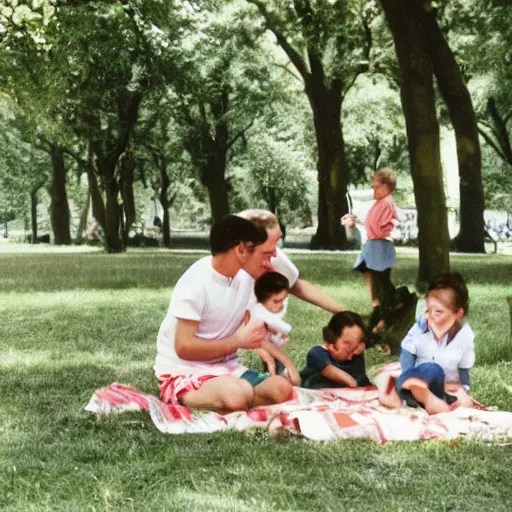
[155,215,294,414]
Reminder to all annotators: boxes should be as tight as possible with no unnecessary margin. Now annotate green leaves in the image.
[0,0,56,50]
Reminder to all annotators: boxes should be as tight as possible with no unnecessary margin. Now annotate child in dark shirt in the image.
[300,311,371,389]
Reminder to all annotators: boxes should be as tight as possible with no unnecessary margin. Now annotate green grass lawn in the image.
[1,248,512,511]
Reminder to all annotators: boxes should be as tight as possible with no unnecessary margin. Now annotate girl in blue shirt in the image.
[377,272,475,414]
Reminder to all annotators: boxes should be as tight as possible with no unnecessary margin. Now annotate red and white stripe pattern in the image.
[85,382,512,443]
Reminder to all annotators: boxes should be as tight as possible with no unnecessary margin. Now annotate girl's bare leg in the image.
[374,372,403,409]
[364,271,379,307]
[402,378,450,414]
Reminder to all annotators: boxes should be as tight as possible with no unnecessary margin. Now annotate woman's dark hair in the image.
[322,311,367,344]
[254,272,290,303]
[427,272,469,315]
[209,215,267,255]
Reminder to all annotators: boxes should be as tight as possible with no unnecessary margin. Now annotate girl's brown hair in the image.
[427,272,469,315]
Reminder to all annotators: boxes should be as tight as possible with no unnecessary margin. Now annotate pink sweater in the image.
[365,195,398,240]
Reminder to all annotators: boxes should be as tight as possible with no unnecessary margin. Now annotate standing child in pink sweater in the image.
[342,168,399,335]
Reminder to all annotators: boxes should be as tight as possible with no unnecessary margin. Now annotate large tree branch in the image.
[247,0,309,80]
[61,146,87,168]
[292,0,324,81]
[33,136,52,154]
[227,119,255,150]
[478,125,509,164]
[31,175,48,195]
[107,90,143,172]
[487,96,512,162]
[361,9,373,63]
[273,62,304,85]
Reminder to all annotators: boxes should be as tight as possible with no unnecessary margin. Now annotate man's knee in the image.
[266,375,293,402]
[220,378,254,412]
[180,375,253,412]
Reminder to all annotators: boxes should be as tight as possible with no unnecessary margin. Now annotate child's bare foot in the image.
[374,373,403,409]
[402,378,450,414]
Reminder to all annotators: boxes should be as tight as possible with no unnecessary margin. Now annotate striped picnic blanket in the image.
[85,379,512,444]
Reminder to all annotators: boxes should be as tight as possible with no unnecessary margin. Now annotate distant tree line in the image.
[0,0,511,285]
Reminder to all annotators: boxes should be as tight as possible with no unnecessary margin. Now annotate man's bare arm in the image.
[175,318,266,361]
[290,278,345,314]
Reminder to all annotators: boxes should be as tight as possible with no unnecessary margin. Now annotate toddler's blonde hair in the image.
[373,167,397,192]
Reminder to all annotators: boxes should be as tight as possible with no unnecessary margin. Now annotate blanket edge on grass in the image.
[84,382,512,444]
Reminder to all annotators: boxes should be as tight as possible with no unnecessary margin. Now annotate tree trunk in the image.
[159,164,171,248]
[30,188,39,244]
[202,94,230,225]
[307,78,349,250]
[87,167,106,231]
[265,187,278,215]
[88,91,142,253]
[75,186,90,243]
[104,174,123,253]
[380,0,450,289]
[204,157,230,225]
[49,144,71,245]
[246,0,350,249]
[419,4,485,253]
[119,154,136,246]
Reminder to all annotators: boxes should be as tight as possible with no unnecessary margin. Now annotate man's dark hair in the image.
[322,311,367,344]
[209,215,267,255]
[254,272,290,303]
[427,272,469,315]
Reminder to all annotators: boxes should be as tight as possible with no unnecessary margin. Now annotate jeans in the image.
[396,362,445,400]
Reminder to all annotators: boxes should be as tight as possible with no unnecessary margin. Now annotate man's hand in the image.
[236,320,267,350]
[278,333,289,346]
[267,327,289,348]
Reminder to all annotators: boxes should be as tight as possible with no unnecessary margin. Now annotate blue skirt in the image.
[353,239,396,272]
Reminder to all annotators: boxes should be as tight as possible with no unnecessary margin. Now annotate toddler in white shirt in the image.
[247,272,296,377]
[249,272,291,347]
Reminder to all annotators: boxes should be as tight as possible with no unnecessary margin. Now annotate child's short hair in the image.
[427,272,469,315]
[254,272,290,303]
[373,167,397,192]
[322,311,367,344]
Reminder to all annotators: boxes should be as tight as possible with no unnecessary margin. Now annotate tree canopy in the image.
[0,0,509,279]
